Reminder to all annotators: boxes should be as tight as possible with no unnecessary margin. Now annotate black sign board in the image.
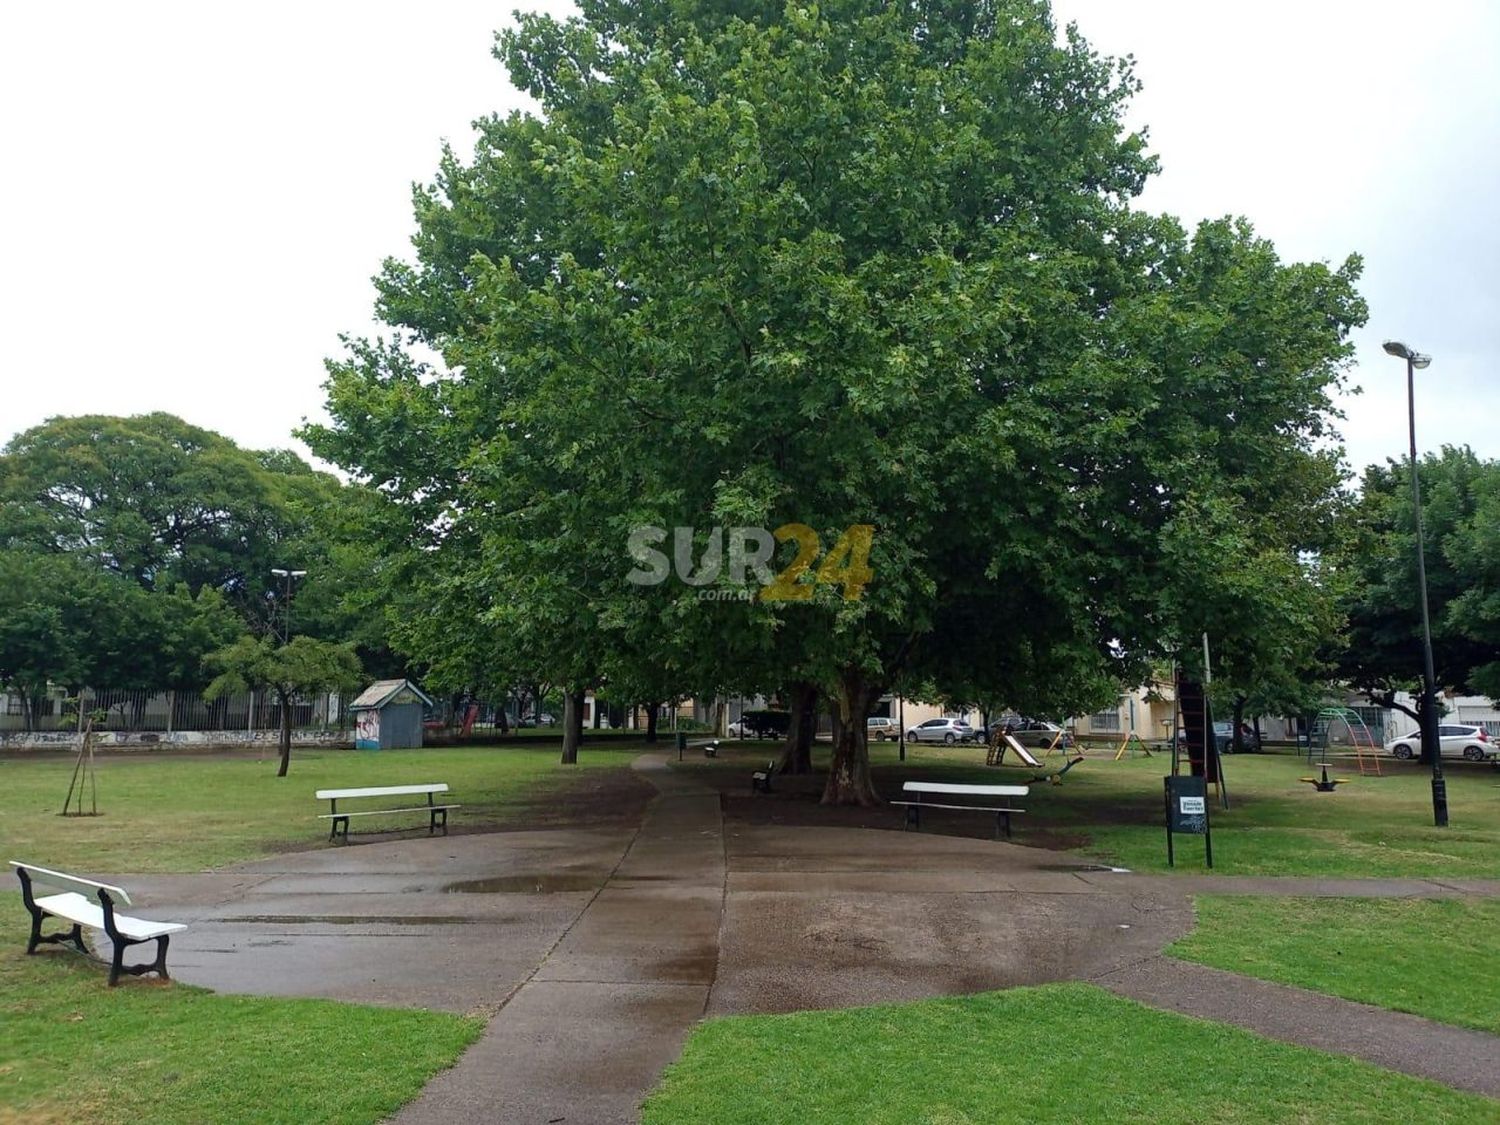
[1165,775,1212,868]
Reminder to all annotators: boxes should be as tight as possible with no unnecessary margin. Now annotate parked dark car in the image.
[1213,721,1260,753]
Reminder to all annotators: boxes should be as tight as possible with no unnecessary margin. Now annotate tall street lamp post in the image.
[270,568,308,644]
[1383,339,1447,828]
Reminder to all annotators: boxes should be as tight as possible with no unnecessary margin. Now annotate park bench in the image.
[10,861,186,986]
[751,760,776,793]
[315,783,458,843]
[891,781,1028,839]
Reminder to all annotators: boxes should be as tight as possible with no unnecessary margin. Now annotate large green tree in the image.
[0,413,377,641]
[1,413,396,708]
[311,0,1364,801]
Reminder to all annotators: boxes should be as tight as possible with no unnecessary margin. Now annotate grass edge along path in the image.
[642,982,1496,1124]
[1167,895,1500,1036]
[0,896,483,1124]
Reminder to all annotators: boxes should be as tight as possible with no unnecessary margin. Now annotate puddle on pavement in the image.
[442,874,603,894]
[222,914,478,925]
[1033,864,1132,873]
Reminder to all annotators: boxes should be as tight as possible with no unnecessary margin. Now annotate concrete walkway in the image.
[393,756,726,1124]
[116,753,1500,1121]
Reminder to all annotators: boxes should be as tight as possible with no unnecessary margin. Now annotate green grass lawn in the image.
[643,982,1495,1123]
[0,896,482,1123]
[764,742,1500,878]
[0,741,645,873]
[1169,895,1500,1035]
[1055,752,1500,877]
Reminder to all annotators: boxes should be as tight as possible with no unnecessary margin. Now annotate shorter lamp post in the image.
[898,696,906,762]
[1383,339,1446,828]
[270,568,308,644]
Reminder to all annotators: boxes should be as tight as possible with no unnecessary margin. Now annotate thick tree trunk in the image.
[276,687,292,777]
[777,681,817,775]
[645,703,660,743]
[1232,696,1247,754]
[561,687,585,764]
[821,670,881,806]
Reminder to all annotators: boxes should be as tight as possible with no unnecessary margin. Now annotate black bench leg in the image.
[152,935,171,980]
[906,805,920,831]
[24,906,43,955]
[429,808,449,836]
[108,939,126,987]
[24,911,86,956]
[997,812,1011,840]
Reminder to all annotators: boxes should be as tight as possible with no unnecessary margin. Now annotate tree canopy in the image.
[308,0,1366,798]
[205,634,364,776]
[1333,447,1500,729]
[1,413,395,719]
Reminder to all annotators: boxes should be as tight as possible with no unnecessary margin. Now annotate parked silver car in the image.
[990,717,1074,753]
[1386,724,1494,762]
[904,717,975,744]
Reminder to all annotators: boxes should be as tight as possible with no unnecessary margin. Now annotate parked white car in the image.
[1385,723,1494,762]
[904,717,975,744]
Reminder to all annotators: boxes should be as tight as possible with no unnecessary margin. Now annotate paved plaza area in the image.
[114,754,1500,1122]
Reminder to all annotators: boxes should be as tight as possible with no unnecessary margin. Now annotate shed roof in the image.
[350,679,435,711]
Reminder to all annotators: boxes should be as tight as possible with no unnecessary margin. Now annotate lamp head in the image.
[271,568,289,577]
[1383,340,1432,369]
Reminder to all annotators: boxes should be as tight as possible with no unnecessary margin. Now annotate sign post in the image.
[1165,774,1212,868]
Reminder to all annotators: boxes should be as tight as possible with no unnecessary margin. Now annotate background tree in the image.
[1,413,392,714]
[204,635,364,776]
[1332,447,1500,758]
[0,551,91,729]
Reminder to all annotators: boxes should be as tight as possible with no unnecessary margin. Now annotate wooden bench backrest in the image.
[903,781,1029,797]
[314,783,448,800]
[9,861,131,906]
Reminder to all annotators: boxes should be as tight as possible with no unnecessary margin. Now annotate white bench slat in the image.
[34,892,186,941]
[890,801,1025,813]
[317,804,460,819]
[315,784,449,800]
[903,782,1028,797]
[10,861,131,906]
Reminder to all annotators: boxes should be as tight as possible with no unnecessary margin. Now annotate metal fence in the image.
[0,688,349,736]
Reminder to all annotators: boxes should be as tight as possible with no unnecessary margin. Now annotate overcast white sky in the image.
[2,1,1496,479]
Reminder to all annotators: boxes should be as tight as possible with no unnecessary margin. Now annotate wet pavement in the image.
[101,752,1500,1121]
